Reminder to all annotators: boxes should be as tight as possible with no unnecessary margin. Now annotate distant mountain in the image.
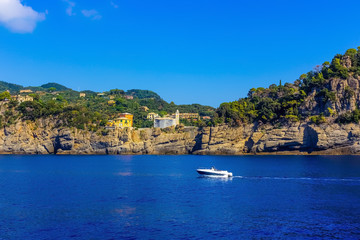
[126,89,161,100]
[0,81,72,93]
[40,83,70,91]
[0,81,23,93]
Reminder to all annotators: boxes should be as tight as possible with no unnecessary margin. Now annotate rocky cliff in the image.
[1,119,360,155]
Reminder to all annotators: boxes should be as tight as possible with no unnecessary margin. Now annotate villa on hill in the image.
[106,113,133,128]
[154,110,179,128]
[11,95,33,103]
[124,95,133,100]
[19,89,33,93]
[179,113,199,120]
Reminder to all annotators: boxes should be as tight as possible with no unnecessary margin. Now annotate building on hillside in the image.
[109,95,115,100]
[201,116,211,120]
[79,93,86,97]
[20,89,33,93]
[97,93,105,97]
[154,110,179,128]
[119,113,133,121]
[179,113,199,120]
[141,106,149,112]
[107,113,133,128]
[108,100,116,106]
[147,112,159,120]
[124,95,133,100]
[12,95,33,103]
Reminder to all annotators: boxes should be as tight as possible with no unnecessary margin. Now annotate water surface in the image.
[0,155,360,239]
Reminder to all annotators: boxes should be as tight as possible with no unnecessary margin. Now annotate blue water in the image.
[1,155,360,239]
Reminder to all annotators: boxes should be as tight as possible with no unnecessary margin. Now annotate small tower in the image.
[175,110,180,125]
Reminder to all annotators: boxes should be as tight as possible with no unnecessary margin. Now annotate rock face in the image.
[299,54,360,117]
[1,119,360,155]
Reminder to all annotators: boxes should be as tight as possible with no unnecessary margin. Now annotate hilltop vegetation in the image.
[0,82,215,129]
[0,81,23,93]
[216,47,360,126]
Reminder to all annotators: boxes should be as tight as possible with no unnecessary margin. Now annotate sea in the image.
[0,155,360,239]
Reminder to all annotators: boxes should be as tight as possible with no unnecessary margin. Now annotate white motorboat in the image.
[196,166,233,177]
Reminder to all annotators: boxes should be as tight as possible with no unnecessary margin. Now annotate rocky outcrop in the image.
[299,54,360,117]
[1,119,360,155]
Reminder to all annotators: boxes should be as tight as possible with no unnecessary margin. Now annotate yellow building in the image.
[108,100,116,106]
[20,89,33,93]
[107,113,133,128]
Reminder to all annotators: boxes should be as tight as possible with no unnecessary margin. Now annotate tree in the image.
[300,74,307,80]
[0,91,11,101]
[110,89,125,95]
[29,93,40,101]
[322,61,330,68]
[345,48,357,57]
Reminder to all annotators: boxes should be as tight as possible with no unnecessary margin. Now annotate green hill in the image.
[0,81,23,93]
[126,89,161,100]
[0,80,215,129]
[40,83,70,91]
[217,47,360,126]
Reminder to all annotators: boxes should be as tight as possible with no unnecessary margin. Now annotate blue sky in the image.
[1,0,360,107]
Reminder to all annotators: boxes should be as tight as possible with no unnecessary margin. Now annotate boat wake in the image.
[232,176,360,182]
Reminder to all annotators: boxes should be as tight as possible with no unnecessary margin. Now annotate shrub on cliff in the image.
[310,115,326,125]
[336,110,360,124]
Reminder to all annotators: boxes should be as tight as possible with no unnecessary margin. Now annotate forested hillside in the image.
[216,47,360,126]
[0,82,215,129]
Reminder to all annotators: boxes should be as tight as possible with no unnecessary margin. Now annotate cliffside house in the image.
[202,116,211,120]
[20,89,33,93]
[124,95,133,100]
[108,100,116,106]
[154,110,179,128]
[80,93,86,97]
[107,113,133,128]
[179,113,199,120]
[12,95,34,103]
[147,112,159,120]
[97,93,105,97]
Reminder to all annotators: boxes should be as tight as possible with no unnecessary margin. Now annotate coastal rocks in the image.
[1,118,360,155]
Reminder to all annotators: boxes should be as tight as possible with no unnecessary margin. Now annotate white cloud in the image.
[63,0,75,16]
[110,1,118,8]
[81,9,102,20]
[0,0,45,33]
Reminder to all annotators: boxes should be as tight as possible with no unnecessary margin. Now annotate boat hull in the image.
[197,169,233,177]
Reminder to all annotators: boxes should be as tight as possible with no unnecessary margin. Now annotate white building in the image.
[154,110,179,128]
